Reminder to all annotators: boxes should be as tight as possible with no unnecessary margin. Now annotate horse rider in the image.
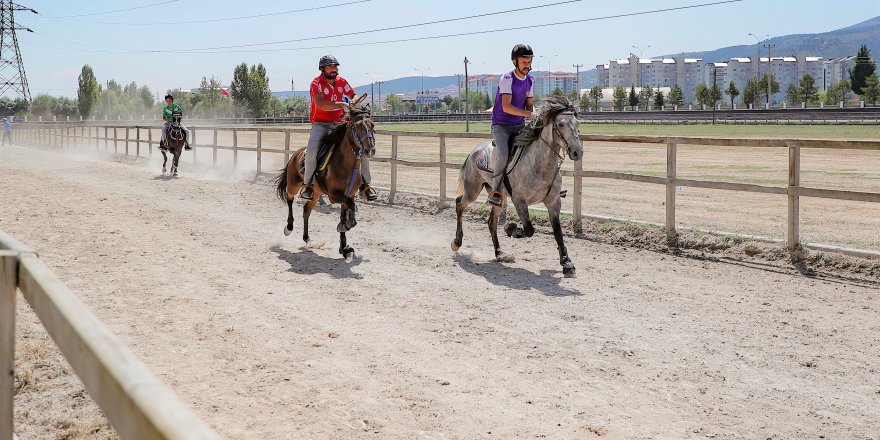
[300,55,378,202]
[1,117,11,146]
[159,94,191,151]
[487,44,536,207]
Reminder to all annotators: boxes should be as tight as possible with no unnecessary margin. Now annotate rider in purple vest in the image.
[487,44,535,207]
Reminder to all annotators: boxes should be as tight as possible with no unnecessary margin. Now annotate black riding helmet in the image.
[319,55,339,70]
[164,94,173,101]
[511,44,534,60]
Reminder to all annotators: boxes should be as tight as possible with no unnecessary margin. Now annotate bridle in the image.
[348,113,374,157]
[540,110,579,162]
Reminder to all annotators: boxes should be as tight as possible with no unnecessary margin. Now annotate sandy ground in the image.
[2,143,880,439]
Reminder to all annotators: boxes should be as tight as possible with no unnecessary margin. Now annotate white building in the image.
[823,56,858,91]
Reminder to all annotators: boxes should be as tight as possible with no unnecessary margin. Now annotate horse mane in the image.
[320,103,372,150]
[512,96,576,149]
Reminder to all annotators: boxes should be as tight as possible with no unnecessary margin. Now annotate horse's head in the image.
[171,109,183,128]
[539,97,583,162]
[346,93,375,159]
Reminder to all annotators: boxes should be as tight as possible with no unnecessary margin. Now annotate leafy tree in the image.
[695,83,710,107]
[551,87,565,97]
[138,86,154,111]
[193,76,230,118]
[849,45,877,97]
[825,80,850,105]
[786,84,801,106]
[612,86,626,111]
[29,94,55,117]
[797,75,819,105]
[230,62,272,117]
[653,91,665,110]
[578,91,591,110]
[0,97,28,116]
[758,74,780,104]
[725,81,739,107]
[862,73,880,106]
[283,96,309,116]
[267,96,285,117]
[441,95,454,106]
[588,86,603,110]
[638,84,654,110]
[385,94,402,114]
[628,86,638,110]
[742,78,762,107]
[709,83,722,107]
[667,85,684,107]
[77,65,100,118]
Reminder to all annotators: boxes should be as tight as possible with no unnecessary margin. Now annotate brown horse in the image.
[161,110,186,176]
[274,95,376,261]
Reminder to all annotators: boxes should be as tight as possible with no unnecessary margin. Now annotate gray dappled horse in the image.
[452,96,583,277]
[161,110,186,176]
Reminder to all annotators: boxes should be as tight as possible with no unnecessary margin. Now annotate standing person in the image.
[1,117,11,146]
[159,94,191,151]
[300,55,378,202]
[487,44,536,207]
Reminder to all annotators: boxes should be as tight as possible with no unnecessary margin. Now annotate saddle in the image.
[475,136,526,174]
[298,140,337,178]
[167,110,186,143]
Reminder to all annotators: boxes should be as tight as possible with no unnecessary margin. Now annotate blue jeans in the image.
[491,124,524,191]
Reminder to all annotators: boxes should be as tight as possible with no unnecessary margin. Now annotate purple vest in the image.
[492,71,533,126]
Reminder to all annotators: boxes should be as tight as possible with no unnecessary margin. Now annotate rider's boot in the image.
[184,139,192,151]
[360,182,378,202]
[159,138,168,152]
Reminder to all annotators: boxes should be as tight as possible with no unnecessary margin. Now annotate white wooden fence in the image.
[12,124,880,256]
[0,230,219,440]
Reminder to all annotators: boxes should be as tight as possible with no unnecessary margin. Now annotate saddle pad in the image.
[298,143,337,176]
[475,142,526,174]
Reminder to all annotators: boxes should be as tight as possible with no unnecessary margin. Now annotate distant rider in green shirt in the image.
[160,94,191,151]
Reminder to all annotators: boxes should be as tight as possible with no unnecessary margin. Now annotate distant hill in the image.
[657,16,880,61]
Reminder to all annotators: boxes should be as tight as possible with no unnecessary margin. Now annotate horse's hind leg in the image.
[546,197,575,277]
[301,198,317,243]
[451,171,481,251]
[283,196,295,236]
[489,205,513,263]
[172,149,181,176]
[161,150,168,174]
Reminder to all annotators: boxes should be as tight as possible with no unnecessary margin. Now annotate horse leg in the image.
[172,148,181,176]
[301,198,317,243]
[489,205,513,263]
[505,197,534,239]
[546,197,575,277]
[283,196,295,236]
[336,196,356,232]
[161,150,168,174]
[339,230,355,262]
[451,167,482,251]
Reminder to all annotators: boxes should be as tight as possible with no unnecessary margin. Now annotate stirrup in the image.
[362,185,378,202]
[299,185,314,200]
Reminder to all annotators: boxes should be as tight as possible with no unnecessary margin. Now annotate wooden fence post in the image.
[191,129,197,164]
[113,127,118,153]
[233,129,238,169]
[147,128,152,157]
[439,134,447,204]
[787,146,801,249]
[256,129,262,176]
[284,130,291,165]
[212,129,218,167]
[666,139,678,244]
[0,251,16,440]
[136,127,140,157]
[573,157,583,233]
[125,127,130,156]
[389,134,398,204]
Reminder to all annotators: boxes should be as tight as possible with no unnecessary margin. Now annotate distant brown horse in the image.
[161,110,186,176]
[274,94,376,261]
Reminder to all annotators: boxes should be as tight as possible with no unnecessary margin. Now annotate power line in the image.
[41,0,371,25]
[40,0,180,18]
[160,0,745,54]
[134,0,583,52]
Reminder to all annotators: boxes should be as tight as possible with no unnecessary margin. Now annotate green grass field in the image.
[375,122,880,139]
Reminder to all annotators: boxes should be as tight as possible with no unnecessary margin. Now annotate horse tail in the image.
[274,166,289,202]
[456,156,469,197]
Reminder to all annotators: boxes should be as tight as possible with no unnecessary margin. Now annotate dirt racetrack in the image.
[2,143,880,439]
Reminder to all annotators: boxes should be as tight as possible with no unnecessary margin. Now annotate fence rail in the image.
[11,123,880,256]
[0,229,219,440]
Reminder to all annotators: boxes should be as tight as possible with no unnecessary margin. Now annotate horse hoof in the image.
[563,264,576,278]
[496,253,515,263]
[283,226,293,236]
[504,222,518,237]
[343,248,355,262]
[451,240,461,251]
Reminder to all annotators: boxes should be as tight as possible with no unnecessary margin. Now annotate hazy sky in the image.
[14,0,880,98]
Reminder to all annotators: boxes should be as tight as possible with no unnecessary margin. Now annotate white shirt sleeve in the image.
[527,78,534,98]
[497,75,513,95]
